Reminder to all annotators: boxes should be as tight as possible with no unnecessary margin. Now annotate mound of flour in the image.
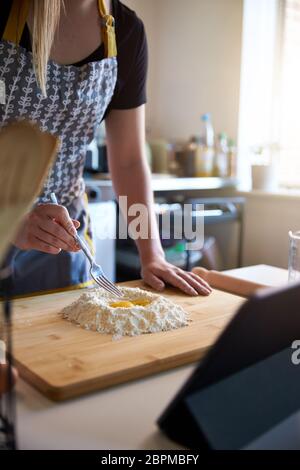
[61,286,188,338]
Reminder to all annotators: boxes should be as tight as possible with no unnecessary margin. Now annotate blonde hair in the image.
[31,0,63,96]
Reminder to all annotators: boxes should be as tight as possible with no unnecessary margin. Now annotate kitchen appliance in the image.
[116,203,204,281]
[187,197,245,269]
[84,122,109,174]
[85,139,153,175]
[116,197,245,281]
[9,279,244,401]
[85,140,108,174]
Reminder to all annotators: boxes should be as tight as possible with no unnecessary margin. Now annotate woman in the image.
[0,0,211,297]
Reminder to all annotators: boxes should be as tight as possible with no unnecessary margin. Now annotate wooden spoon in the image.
[0,121,59,263]
[0,121,58,444]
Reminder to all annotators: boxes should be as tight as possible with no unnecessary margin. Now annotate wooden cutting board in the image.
[10,281,245,401]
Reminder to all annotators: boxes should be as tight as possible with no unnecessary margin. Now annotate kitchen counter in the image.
[85,175,237,201]
[16,265,299,450]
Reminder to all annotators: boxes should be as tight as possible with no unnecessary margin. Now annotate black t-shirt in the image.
[0,0,148,115]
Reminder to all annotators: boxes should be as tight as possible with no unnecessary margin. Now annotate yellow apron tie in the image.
[3,0,30,44]
[98,0,117,58]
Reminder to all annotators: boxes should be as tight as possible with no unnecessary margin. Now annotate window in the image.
[278,0,300,187]
[238,0,300,189]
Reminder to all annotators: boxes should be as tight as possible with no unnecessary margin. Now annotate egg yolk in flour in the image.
[109,299,152,308]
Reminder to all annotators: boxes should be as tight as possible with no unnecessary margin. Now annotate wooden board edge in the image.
[15,347,210,402]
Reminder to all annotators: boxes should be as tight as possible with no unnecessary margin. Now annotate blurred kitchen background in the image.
[84,0,300,282]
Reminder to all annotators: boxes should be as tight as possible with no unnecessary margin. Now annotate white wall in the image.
[242,193,300,268]
[122,0,157,134]
[124,0,243,141]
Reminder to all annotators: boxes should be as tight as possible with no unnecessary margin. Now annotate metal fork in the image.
[50,193,123,297]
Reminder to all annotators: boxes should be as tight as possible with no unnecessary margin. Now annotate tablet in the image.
[158,282,300,449]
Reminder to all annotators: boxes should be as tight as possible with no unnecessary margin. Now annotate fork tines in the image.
[94,275,123,297]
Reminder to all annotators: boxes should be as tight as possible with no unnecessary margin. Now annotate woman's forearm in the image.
[105,107,164,263]
[111,157,164,263]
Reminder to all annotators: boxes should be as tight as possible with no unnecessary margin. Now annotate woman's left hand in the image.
[141,257,212,296]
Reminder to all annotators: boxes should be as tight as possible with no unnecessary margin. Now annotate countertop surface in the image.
[84,175,238,201]
[15,265,299,450]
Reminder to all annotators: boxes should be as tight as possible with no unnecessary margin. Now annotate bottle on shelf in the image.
[213,132,229,177]
[227,138,237,178]
[194,113,215,177]
[176,139,198,177]
[201,113,215,148]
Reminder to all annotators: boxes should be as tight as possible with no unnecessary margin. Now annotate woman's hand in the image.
[141,256,212,296]
[13,204,80,254]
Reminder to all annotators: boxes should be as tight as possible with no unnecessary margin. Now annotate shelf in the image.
[85,175,238,195]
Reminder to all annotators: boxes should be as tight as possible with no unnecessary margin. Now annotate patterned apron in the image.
[0,0,118,296]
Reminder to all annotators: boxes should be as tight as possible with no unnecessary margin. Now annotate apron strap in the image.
[2,0,117,59]
[98,0,117,58]
[2,0,30,45]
